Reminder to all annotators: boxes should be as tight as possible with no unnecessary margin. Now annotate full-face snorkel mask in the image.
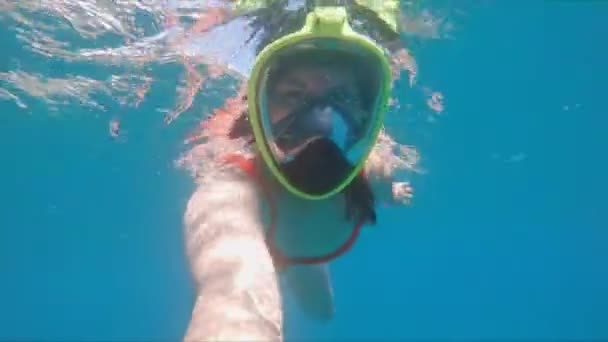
[248,6,392,201]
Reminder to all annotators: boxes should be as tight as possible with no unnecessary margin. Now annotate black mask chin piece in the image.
[280,138,377,225]
[280,138,352,196]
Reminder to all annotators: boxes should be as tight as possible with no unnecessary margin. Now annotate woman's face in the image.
[267,64,362,124]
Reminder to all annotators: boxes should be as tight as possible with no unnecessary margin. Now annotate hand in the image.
[391,181,413,205]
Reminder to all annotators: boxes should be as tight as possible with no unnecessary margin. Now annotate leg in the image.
[283,263,335,322]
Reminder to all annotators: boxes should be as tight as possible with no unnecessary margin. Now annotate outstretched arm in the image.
[183,165,283,341]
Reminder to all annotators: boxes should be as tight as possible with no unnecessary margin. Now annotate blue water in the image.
[1,1,607,340]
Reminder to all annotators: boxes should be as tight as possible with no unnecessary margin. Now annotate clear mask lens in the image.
[253,38,385,196]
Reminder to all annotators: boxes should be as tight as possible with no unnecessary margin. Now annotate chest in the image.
[260,176,356,259]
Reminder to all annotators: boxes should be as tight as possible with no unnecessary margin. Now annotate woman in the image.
[182,1,416,341]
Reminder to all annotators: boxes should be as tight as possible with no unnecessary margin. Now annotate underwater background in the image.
[1,1,607,340]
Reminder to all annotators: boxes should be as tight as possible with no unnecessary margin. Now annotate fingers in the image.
[391,181,413,205]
